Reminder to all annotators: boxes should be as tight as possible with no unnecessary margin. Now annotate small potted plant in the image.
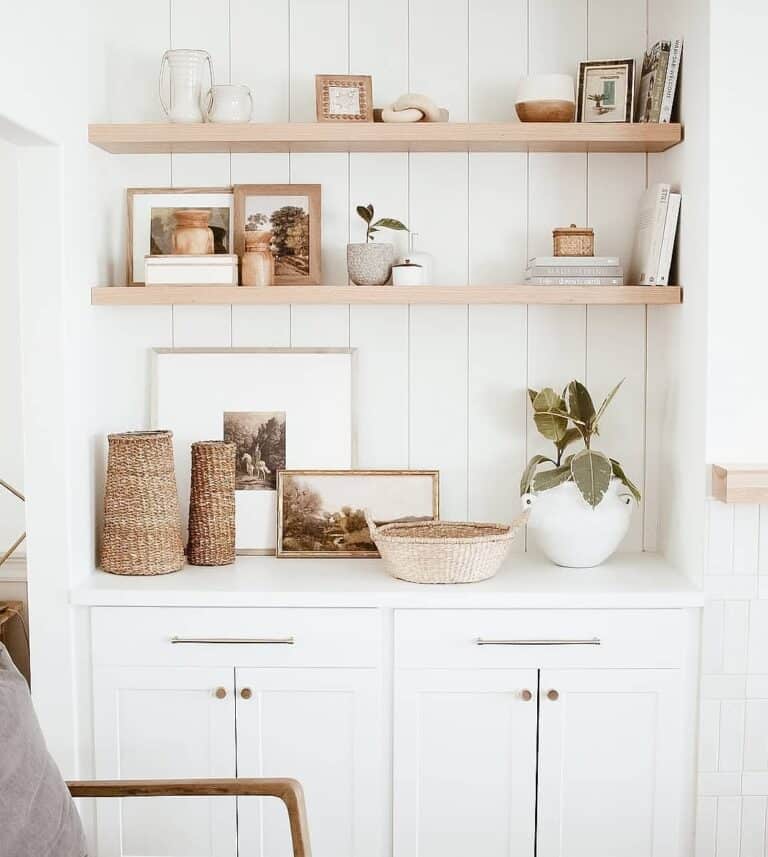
[347,203,408,286]
[520,379,640,568]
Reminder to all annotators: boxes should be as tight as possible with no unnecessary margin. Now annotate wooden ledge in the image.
[712,464,768,503]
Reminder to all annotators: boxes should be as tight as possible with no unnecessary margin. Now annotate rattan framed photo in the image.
[233,184,321,285]
[315,74,373,122]
[152,348,356,554]
[276,469,439,558]
[576,58,635,123]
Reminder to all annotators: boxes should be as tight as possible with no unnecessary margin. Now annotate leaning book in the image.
[636,41,670,122]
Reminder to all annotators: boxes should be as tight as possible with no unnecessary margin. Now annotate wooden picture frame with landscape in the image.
[276,469,439,558]
[233,184,321,285]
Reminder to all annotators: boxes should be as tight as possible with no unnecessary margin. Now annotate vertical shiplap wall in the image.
[91,0,658,545]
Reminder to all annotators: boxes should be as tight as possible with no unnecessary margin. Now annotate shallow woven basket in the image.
[100,431,184,576]
[187,441,236,567]
[366,511,528,584]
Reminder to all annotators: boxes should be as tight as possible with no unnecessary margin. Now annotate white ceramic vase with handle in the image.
[522,478,634,568]
[206,84,252,122]
[159,49,214,123]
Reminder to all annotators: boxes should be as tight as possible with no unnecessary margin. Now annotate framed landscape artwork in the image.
[127,187,234,285]
[233,184,322,285]
[152,348,356,554]
[277,470,439,558]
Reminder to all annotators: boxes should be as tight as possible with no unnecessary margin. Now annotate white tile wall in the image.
[699,499,768,856]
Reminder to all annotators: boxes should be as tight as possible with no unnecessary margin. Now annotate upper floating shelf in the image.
[91,285,683,306]
[88,122,683,154]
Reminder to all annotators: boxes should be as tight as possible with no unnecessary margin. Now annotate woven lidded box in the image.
[553,224,594,257]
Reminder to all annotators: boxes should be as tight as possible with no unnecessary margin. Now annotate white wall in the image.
[86,0,676,573]
[0,140,24,556]
[707,1,768,463]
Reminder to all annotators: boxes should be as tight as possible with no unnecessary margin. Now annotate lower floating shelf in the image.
[91,285,683,306]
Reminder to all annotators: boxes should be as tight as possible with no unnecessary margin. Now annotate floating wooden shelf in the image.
[712,464,768,503]
[88,122,682,154]
[91,285,683,306]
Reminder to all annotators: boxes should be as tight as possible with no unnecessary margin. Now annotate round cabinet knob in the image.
[547,689,560,701]
[240,687,253,700]
[520,689,533,702]
[214,687,227,699]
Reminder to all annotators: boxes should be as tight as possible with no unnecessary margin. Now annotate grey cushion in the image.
[0,645,87,857]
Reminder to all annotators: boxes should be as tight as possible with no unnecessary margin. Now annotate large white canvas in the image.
[152,348,355,552]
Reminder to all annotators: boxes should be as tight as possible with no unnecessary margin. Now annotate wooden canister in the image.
[553,224,594,257]
[241,230,275,286]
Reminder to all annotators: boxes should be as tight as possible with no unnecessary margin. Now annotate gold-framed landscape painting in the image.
[277,470,439,558]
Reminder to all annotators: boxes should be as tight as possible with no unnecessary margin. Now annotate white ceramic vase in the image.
[522,478,634,568]
[347,243,394,286]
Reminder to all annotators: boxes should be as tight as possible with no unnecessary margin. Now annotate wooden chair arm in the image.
[66,778,311,857]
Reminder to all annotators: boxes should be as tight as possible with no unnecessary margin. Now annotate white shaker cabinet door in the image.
[393,669,538,857]
[93,666,237,857]
[536,669,683,857]
[235,668,384,857]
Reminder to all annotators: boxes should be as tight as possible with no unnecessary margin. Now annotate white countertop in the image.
[71,552,703,609]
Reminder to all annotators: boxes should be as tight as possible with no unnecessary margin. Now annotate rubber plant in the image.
[520,379,641,508]
[355,203,408,242]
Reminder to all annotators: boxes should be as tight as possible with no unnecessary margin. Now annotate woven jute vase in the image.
[187,441,236,566]
[100,431,185,576]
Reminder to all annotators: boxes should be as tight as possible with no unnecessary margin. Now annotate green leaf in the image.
[372,218,409,231]
[356,205,373,223]
[557,427,583,454]
[570,449,612,507]
[567,380,596,430]
[594,379,624,427]
[532,389,568,442]
[520,454,556,495]
[532,464,572,492]
[610,458,641,503]
[527,388,539,405]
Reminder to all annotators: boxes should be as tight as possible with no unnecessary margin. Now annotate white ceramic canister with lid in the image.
[396,232,433,284]
[392,259,424,286]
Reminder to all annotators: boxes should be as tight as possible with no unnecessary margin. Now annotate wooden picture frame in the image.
[576,59,635,123]
[233,184,322,285]
[127,187,234,285]
[276,469,439,558]
[315,75,373,122]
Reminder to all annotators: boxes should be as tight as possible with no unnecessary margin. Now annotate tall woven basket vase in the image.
[187,441,236,566]
[100,431,185,575]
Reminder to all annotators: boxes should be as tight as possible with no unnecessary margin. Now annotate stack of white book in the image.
[144,254,239,286]
[628,183,681,286]
[525,257,624,286]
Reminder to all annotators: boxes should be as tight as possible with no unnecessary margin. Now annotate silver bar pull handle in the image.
[475,637,601,646]
[170,636,295,645]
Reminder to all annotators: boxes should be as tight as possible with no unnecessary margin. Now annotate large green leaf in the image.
[610,458,641,503]
[570,449,612,507]
[594,379,624,427]
[356,205,373,223]
[520,454,555,495]
[557,427,583,454]
[532,464,572,492]
[532,388,568,442]
[567,381,596,430]
[372,217,409,231]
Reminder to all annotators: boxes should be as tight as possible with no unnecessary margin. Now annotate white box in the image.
[144,254,238,285]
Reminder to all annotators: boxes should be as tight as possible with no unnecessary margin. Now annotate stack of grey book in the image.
[525,256,624,286]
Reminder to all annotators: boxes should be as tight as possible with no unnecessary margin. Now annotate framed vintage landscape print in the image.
[576,59,635,122]
[277,470,439,558]
[233,184,321,285]
[152,348,355,554]
[315,74,374,122]
[127,187,234,285]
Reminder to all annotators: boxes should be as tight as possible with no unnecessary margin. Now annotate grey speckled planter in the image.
[347,242,394,286]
